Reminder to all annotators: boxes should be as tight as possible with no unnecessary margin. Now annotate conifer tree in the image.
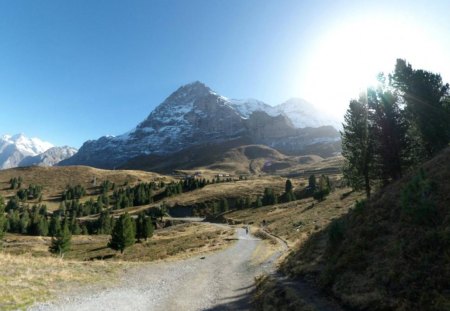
[367,85,409,185]
[109,213,135,253]
[308,175,316,190]
[142,216,154,241]
[341,96,375,198]
[391,59,450,158]
[285,179,293,193]
[0,195,6,241]
[49,220,71,257]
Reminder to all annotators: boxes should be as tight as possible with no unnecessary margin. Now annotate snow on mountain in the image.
[19,146,78,167]
[227,98,279,118]
[0,134,53,156]
[60,81,341,169]
[0,134,76,169]
[275,98,341,129]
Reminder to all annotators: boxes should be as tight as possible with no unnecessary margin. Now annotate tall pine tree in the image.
[109,213,135,253]
[367,85,409,185]
[49,220,71,257]
[0,195,5,241]
[391,59,450,158]
[341,96,375,198]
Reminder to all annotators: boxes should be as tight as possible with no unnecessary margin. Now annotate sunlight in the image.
[300,13,432,117]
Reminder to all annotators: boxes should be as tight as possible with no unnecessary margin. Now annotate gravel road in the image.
[30,228,279,311]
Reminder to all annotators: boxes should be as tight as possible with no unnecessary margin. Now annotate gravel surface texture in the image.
[29,228,278,311]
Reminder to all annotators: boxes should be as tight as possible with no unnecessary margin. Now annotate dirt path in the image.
[30,228,278,311]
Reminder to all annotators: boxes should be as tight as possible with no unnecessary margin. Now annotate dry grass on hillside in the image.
[3,223,235,262]
[281,148,450,310]
[97,176,297,218]
[0,252,128,310]
[225,188,364,247]
[0,166,172,210]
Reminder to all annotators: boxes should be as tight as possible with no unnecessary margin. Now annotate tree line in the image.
[341,59,450,197]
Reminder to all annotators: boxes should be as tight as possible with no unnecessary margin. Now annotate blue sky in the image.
[0,0,449,147]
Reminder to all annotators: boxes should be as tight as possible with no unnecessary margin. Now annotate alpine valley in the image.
[59,81,341,170]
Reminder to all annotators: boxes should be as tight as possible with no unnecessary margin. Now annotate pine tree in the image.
[49,220,71,257]
[391,59,450,158]
[367,85,410,185]
[285,179,293,193]
[308,175,316,190]
[109,213,135,253]
[0,195,6,241]
[142,216,154,241]
[341,96,375,198]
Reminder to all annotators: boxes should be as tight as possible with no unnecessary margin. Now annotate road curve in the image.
[30,228,278,311]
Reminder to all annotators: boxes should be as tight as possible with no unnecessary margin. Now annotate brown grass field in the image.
[0,165,173,211]
[0,222,235,310]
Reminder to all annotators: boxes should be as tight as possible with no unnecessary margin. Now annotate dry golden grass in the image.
[3,223,235,262]
[93,176,297,218]
[0,165,173,211]
[0,252,129,310]
[225,188,364,248]
[1,222,235,310]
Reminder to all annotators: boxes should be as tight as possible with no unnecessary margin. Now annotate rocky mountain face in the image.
[0,134,77,169]
[60,82,341,169]
[19,146,78,167]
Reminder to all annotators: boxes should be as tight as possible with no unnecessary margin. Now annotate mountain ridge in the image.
[0,134,77,169]
[60,81,341,169]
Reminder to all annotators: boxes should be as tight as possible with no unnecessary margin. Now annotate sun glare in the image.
[300,14,432,118]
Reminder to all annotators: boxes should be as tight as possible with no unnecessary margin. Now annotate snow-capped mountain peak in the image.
[0,133,53,156]
[0,134,76,169]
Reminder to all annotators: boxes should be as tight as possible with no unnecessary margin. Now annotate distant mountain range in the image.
[0,134,77,169]
[60,81,341,170]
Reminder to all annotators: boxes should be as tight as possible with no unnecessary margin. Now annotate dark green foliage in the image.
[136,213,154,241]
[308,175,316,190]
[5,196,20,212]
[220,198,229,213]
[27,205,49,236]
[109,213,135,253]
[281,179,296,202]
[367,85,410,184]
[262,188,278,206]
[112,182,156,209]
[285,179,293,193]
[62,184,86,201]
[49,214,61,237]
[96,210,115,234]
[401,169,438,226]
[0,195,6,240]
[313,175,331,201]
[49,221,71,256]
[341,97,374,198]
[9,177,22,189]
[391,59,450,158]
[17,184,43,201]
[255,196,263,208]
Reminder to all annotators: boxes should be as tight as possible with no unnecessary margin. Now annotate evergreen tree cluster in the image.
[62,184,86,201]
[9,177,22,190]
[112,182,157,209]
[0,195,6,241]
[341,60,450,197]
[16,184,43,201]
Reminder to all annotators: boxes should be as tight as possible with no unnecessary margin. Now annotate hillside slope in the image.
[121,140,327,176]
[282,147,450,310]
[0,166,171,210]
